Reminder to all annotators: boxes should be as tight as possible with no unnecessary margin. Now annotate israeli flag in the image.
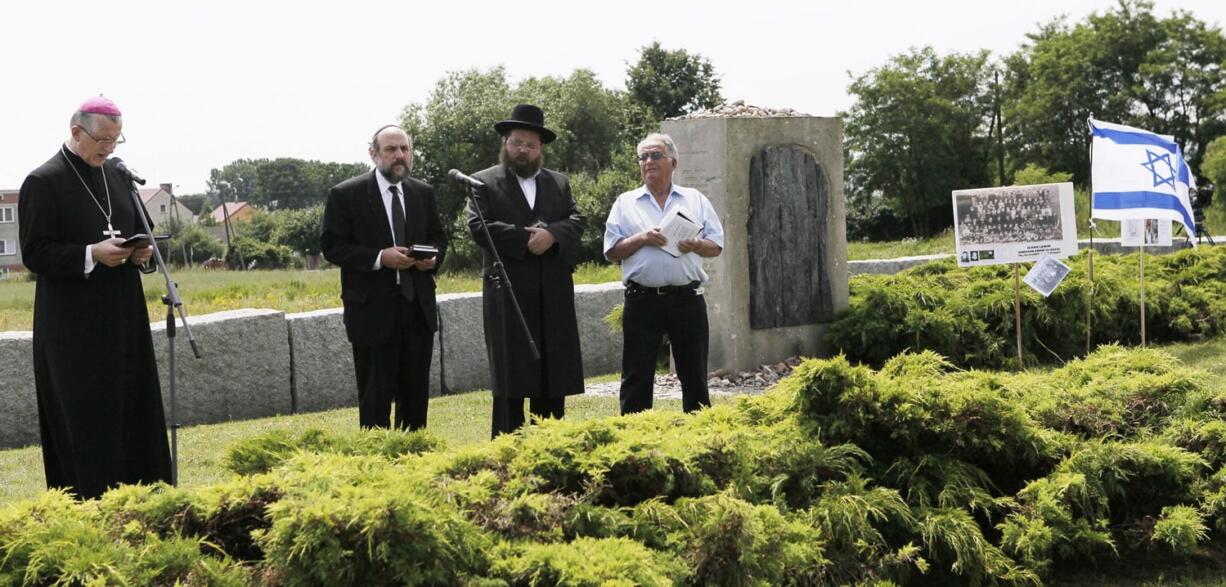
[1089,118,1196,236]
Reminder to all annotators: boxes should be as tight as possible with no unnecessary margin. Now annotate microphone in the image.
[448,169,485,189]
[111,158,147,185]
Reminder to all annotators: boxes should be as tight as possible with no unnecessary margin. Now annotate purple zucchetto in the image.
[78,95,122,116]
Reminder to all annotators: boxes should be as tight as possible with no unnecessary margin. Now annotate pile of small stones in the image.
[668,100,809,120]
[706,356,803,390]
[584,356,804,399]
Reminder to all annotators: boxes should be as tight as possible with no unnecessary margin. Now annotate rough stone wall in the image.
[661,115,849,373]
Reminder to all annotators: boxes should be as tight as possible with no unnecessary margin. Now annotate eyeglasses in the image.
[637,151,669,162]
[76,125,126,147]
[507,139,541,151]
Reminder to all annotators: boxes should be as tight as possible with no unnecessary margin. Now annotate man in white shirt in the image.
[604,133,725,415]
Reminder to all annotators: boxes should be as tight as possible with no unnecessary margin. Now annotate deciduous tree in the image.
[844,47,994,237]
[626,41,723,120]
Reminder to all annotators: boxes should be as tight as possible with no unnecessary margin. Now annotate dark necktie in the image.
[389,185,414,302]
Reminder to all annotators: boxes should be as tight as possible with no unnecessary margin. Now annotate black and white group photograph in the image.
[955,185,1063,245]
[953,182,1077,266]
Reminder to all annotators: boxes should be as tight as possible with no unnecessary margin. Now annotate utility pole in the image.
[994,70,1006,186]
[217,181,244,269]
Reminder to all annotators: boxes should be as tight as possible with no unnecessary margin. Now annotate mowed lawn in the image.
[1,338,1223,506]
[0,263,622,332]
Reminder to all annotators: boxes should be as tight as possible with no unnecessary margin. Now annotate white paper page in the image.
[658,208,702,257]
[1121,219,1173,247]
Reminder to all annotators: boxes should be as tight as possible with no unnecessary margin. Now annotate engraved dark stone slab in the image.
[748,146,833,329]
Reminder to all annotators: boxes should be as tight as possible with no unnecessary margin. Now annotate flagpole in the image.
[1086,118,1096,357]
[1139,242,1147,346]
[1014,263,1024,365]
[1087,225,1094,355]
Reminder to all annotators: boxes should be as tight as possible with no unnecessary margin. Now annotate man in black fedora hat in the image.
[467,104,587,437]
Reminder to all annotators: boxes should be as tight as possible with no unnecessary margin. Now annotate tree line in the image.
[182,42,720,269]
[845,0,1226,239]
[187,0,1226,266]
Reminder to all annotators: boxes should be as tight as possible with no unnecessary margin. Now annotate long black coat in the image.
[467,165,586,398]
[320,171,447,346]
[18,148,172,499]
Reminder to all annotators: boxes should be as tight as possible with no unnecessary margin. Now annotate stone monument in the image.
[661,103,848,373]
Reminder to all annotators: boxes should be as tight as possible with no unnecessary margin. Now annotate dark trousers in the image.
[492,396,566,437]
[352,299,433,430]
[619,286,711,415]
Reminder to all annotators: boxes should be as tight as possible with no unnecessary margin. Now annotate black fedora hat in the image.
[494,104,557,144]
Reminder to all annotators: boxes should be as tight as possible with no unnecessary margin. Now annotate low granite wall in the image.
[849,254,949,275]
[0,283,626,449]
[0,332,37,449]
[149,309,294,427]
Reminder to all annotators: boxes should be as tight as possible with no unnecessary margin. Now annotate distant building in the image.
[0,188,22,274]
[210,201,255,224]
[0,181,191,276]
[140,183,194,228]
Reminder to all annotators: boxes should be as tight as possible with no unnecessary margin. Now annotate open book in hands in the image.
[658,208,703,257]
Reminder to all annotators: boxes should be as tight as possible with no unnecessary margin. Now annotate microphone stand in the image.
[125,177,202,487]
[461,183,540,361]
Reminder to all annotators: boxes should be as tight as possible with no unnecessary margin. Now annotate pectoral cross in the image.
[102,223,121,238]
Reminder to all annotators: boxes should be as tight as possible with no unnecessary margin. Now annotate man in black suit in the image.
[320,125,447,430]
[467,104,586,437]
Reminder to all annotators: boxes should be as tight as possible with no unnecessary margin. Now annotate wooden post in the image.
[1014,263,1024,364]
[1086,239,1094,355]
[1139,243,1147,347]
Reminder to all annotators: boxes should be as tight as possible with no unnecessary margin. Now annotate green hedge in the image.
[828,246,1226,369]
[3,346,1226,584]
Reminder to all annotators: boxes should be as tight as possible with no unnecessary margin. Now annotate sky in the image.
[2,0,1224,194]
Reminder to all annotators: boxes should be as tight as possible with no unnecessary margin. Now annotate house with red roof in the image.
[140,183,194,227]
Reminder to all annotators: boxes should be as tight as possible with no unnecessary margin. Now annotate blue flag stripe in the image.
[1091,125,1178,152]
[1093,191,1195,230]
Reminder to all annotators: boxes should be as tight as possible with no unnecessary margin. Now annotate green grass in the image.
[847,230,957,260]
[847,200,1226,261]
[0,390,725,506]
[1163,337,1226,380]
[0,262,622,332]
[1,336,1220,507]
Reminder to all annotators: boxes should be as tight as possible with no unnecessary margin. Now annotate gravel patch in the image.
[583,357,803,400]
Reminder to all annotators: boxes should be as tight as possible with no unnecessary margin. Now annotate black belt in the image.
[626,280,700,296]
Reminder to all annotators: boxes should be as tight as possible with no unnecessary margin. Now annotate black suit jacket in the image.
[320,171,447,346]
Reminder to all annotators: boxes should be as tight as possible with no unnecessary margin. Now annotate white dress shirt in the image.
[602,183,726,287]
[517,171,539,210]
[373,171,406,270]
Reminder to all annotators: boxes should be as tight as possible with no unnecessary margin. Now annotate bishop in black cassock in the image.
[17,96,171,500]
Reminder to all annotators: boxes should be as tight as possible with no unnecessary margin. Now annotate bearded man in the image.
[466,104,586,437]
[320,125,447,430]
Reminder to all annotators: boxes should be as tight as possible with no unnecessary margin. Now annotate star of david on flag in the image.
[1089,118,1196,238]
[1141,150,1176,190]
